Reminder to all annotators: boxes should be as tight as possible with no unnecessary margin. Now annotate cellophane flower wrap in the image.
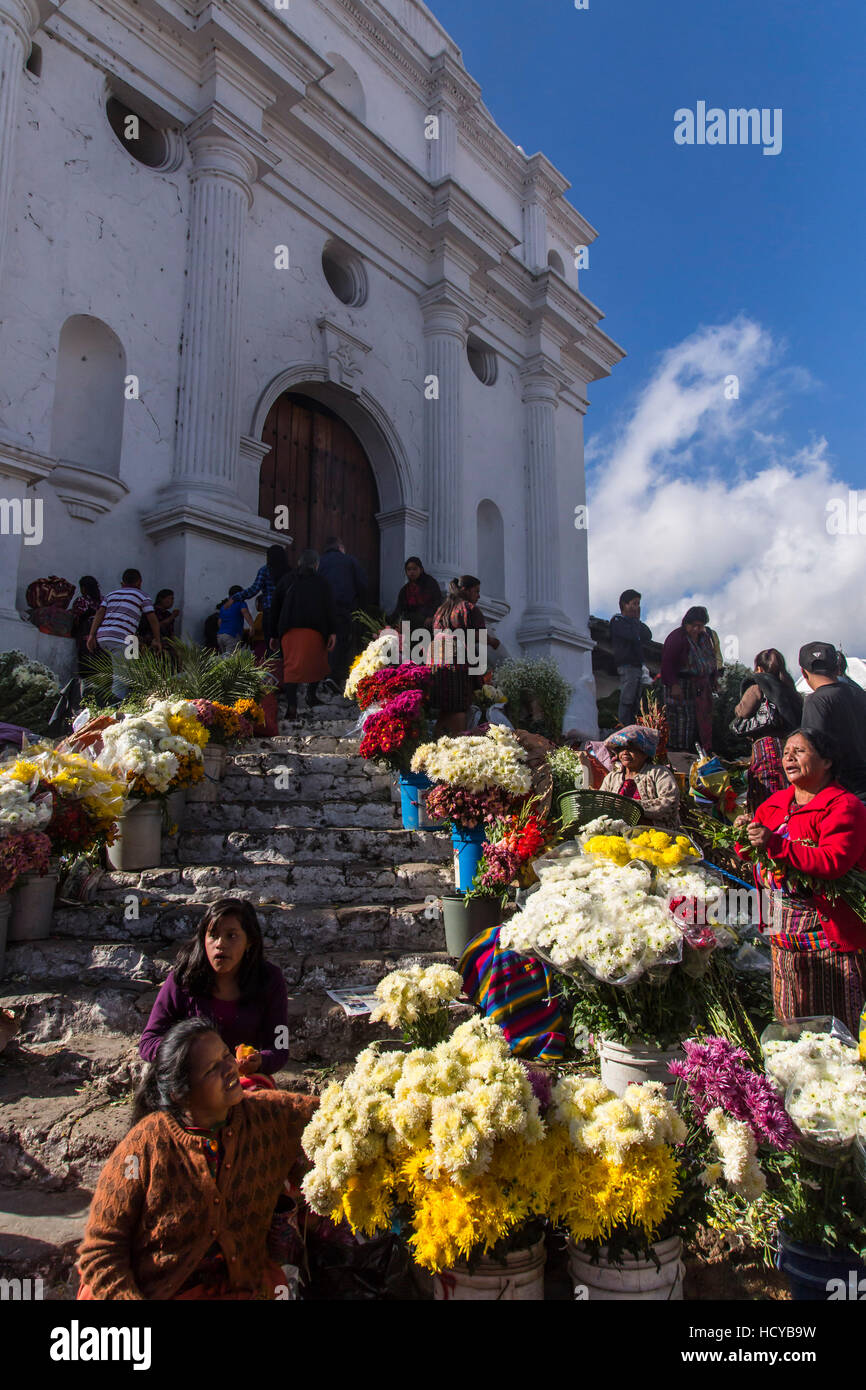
[763,1026,866,1155]
[0,771,52,838]
[345,632,400,700]
[95,706,205,798]
[3,747,127,855]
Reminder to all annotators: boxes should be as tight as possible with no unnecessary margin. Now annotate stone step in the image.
[173,825,449,867]
[86,858,452,906]
[182,797,401,830]
[2,935,453,995]
[50,899,445,951]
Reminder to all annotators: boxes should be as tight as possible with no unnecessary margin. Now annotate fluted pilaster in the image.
[0,0,39,286]
[173,131,257,495]
[522,366,562,607]
[422,296,469,584]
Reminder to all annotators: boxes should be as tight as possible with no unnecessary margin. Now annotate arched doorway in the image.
[258,392,381,602]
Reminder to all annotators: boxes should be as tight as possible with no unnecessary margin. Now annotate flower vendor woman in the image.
[140,899,289,1087]
[660,606,719,754]
[78,1020,317,1299]
[600,726,681,831]
[734,728,866,1035]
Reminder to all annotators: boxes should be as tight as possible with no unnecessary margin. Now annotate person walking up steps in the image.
[87,568,160,702]
[317,536,366,692]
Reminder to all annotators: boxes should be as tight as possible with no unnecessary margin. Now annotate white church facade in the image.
[0,0,623,732]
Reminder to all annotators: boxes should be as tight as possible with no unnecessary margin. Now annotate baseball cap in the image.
[798,641,839,675]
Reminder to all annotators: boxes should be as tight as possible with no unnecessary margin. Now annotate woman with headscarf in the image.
[234,543,290,648]
[390,558,442,632]
[600,725,682,831]
[660,606,719,754]
[733,648,804,812]
[430,575,500,735]
[275,550,336,720]
[734,728,866,1034]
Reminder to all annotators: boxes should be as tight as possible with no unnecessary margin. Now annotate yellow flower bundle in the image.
[4,747,126,836]
[583,829,700,869]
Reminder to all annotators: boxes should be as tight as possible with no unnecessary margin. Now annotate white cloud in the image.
[587,317,862,671]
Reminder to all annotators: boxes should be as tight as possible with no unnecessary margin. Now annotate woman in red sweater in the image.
[734,727,866,1033]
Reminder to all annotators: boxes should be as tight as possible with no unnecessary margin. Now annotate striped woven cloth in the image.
[459,926,565,1061]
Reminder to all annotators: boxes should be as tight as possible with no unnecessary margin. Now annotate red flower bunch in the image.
[359,687,428,769]
[474,813,549,890]
[425,783,514,830]
[45,796,92,855]
[355,663,432,712]
[0,830,52,894]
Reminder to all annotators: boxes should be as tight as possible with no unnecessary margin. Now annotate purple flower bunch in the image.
[669,1036,796,1151]
[384,689,425,721]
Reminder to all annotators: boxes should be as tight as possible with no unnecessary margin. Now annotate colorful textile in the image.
[605,724,659,758]
[771,942,866,1036]
[459,925,565,1061]
[748,735,787,813]
[77,1090,317,1300]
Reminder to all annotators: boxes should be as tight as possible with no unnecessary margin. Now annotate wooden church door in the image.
[258,392,381,603]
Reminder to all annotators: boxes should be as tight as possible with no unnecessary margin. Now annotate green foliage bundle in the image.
[497,657,572,739]
[546,746,583,801]
[0,650,61,733]
[83,641,276,710]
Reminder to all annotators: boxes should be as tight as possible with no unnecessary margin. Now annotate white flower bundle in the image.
[0,777,52,838]
[551,1077,686,1157]
[95,710,202,795]
[370,964,463,1030]
[344,633,399,699]
[411,726,532,795]
[500,851,706,985]
[764,1030,866,1147]
[703,1109,767,1200]
[301,1016,543,1214]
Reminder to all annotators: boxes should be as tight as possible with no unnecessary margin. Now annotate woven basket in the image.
[558,789,644,830]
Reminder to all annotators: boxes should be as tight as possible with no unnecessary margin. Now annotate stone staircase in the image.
[0,695,455,1289]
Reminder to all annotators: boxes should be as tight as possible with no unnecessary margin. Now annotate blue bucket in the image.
[399,771,432,830]
[451,824,487,892]
[777,1232,866,1301]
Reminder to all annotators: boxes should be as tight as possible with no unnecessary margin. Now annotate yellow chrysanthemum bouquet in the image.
[582,827,700,870]
[2,746,127,855]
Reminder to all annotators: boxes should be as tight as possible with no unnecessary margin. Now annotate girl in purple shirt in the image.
[140,898,289,1084]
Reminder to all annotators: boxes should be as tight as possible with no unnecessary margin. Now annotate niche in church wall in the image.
[476,498,506,600]
[50,315,126,477]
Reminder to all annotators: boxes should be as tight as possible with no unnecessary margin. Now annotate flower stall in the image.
[352,663,435,827]
[411,727,533,891]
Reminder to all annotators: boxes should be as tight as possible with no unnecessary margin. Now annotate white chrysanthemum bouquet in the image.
[344,632,400,700]
[370,963,463,1047]
[763,1021,866,1156]
[95,707,204,799]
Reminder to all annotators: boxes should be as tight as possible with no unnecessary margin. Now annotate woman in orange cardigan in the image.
[734,727,866,1034]
[77,1019,317,1300]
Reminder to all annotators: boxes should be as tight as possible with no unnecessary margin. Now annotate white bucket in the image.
[187,745,225,803]
[568,1236,684,1301]
[8,872,59,942]
[107,801,163,872]
[433,1239,545,1301]
[164,788,187,831]
[598,1037,681,1097]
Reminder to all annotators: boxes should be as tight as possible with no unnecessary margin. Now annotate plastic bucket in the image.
[433,1239,545,1301]
[399,771,432,830]
[8,872,59,943]
[568,1236,684,1300]
[451,824,487,892]
[441,895,503,959]
[164,789,186,832]
[776,1232,866,1301]
[187,745,225,803]
[0,894,9,974]
[598,1037,682,1097]
[107,801,163,872]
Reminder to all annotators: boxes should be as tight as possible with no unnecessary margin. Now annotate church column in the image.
[172,125,258,498]
[521,359,563,613]
[0,0,39,286]
[421,289,470,587]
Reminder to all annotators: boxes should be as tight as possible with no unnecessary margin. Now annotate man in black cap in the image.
[800,641,866,802]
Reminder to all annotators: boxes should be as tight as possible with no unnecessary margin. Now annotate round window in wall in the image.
[322,240,369,307]
[467,335,498,386]
[106,97,173,169]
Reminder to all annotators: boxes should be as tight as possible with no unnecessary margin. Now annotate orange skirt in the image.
[281,628,330,684]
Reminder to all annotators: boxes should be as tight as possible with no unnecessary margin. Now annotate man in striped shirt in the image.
[87,568,161,701]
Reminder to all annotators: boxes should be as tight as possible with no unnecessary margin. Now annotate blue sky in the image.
[429,0,866,655]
